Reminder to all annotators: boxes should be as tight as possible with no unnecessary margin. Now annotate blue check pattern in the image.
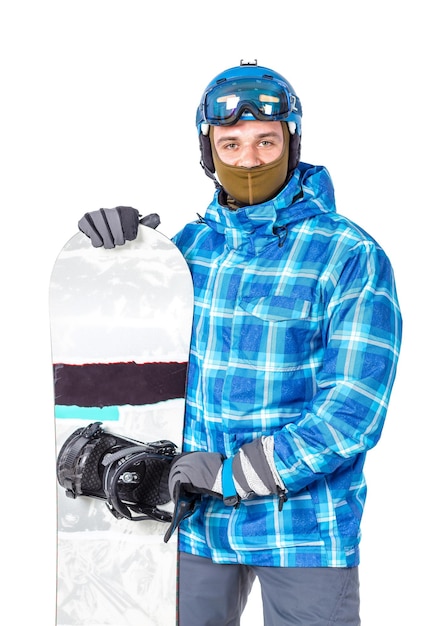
[173,162,402,567]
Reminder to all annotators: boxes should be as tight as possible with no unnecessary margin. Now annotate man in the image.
[79,61,402,625]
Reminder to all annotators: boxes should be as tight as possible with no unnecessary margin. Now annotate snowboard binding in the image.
[56,421,177,524]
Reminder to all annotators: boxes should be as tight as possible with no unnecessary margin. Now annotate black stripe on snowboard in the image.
[53,361,188,407]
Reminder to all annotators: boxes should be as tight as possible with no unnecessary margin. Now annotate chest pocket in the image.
[239,295,314,322]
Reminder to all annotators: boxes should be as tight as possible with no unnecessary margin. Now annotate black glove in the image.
[78,206,160,249]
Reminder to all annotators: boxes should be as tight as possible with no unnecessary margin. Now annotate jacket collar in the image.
[203,163,337,254]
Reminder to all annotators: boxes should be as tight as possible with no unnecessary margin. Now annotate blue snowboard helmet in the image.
[196,60,302,180]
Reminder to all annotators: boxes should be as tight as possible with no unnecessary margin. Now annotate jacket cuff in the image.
[222,457,240,507]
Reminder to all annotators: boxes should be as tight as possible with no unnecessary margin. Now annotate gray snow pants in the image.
[178,552,360,626]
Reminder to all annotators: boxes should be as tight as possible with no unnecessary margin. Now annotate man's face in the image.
[212,120,284,168]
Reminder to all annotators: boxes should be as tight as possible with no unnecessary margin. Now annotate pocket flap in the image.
[239,295,312,322]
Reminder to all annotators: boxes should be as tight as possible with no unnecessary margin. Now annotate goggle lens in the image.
[203,78,294,124]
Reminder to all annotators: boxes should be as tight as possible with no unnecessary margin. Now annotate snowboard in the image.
[49,224,194,626]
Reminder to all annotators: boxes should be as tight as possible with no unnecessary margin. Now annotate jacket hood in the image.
[203,162,337,253]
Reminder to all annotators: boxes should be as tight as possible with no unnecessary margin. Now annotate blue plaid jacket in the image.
[173,162,402,567]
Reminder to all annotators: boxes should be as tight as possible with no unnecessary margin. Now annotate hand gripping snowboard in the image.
[49,225,194,626]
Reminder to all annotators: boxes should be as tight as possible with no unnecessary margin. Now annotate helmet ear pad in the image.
[289,131,301,173]
[199,132,215,176]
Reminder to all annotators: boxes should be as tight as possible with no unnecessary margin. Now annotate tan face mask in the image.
[210,122,290,206]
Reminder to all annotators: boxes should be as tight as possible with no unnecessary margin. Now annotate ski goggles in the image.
[201,77,299,125]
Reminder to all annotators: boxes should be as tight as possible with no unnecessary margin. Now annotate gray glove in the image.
[168,452,224,500]
[230,437,287,508]
[169,437,287,509]
[78,206,160,249]
[164,440,287,542]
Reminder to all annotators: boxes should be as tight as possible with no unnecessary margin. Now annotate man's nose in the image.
[237,146,262,168]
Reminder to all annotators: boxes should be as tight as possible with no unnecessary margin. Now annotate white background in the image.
[1,1,443,624]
